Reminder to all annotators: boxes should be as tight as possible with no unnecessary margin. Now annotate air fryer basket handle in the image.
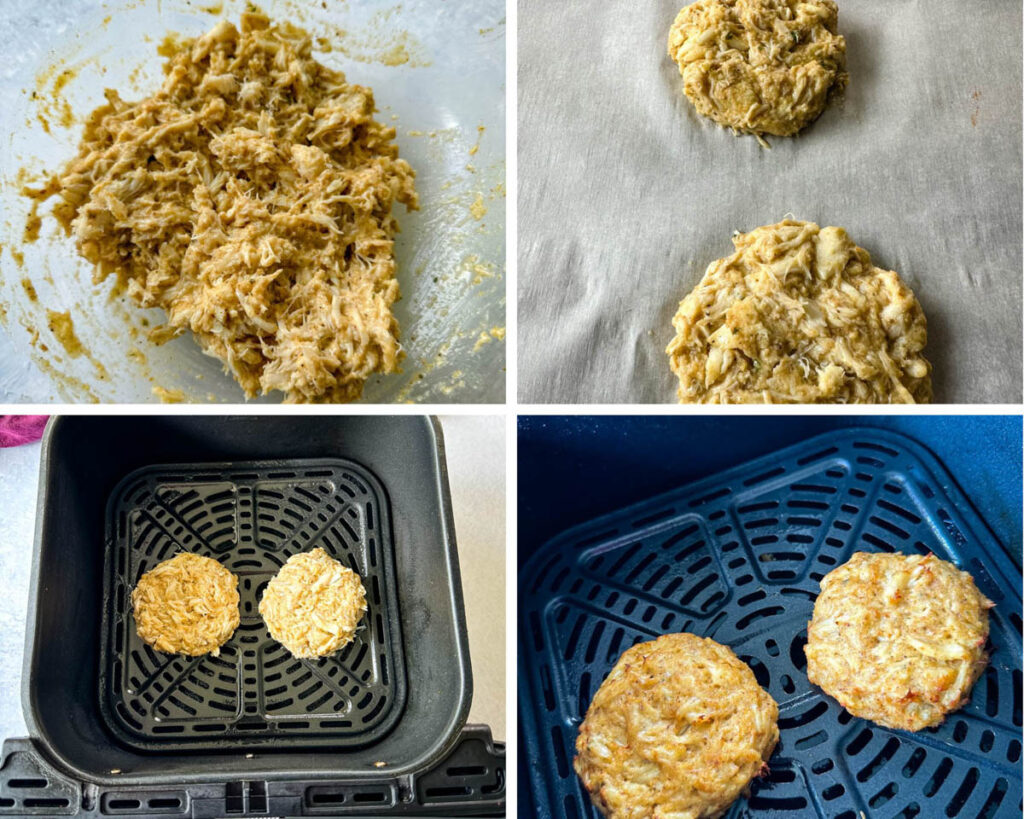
[0,725,505,817]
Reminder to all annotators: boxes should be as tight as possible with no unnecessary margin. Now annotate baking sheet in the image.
[0,0,505,403]
[518,0,1023,404]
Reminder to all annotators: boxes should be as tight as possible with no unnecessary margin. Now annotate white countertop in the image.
[0,437,38,744]
[438,415,506,740]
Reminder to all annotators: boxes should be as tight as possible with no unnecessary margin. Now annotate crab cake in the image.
[131,552,240,657]
[666,219,931,404]
[574,632,778,819]
[259,547,367,658]
[806,552,993,732]
[668,0,847,137]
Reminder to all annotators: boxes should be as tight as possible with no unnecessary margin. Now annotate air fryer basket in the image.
[519,429,1022,819]
[8,416,504,817]
[101,459,406,751]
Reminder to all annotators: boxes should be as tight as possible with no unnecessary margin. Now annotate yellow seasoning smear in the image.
[46,309,85,358]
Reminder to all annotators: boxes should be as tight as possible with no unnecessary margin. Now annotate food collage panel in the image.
[0,1,1020,818]
[518,416,1021,818]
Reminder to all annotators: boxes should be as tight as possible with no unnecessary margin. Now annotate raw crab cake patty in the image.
[666,219,932,404]
[806,551,993,732]
[131,552,240,656]
[259,547,367,658]
[668,0,847,136]
[574,632,779,819]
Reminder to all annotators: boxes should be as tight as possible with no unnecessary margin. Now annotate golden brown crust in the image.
[668,0,847,137]
[47,14,417,402]
[666,219,932,404]
[259,547,367,658]
[131,552,240,656]
[574,632,779,819]
[806,552,993,731]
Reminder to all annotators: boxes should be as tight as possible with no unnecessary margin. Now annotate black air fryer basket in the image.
[519,429,1022,819]
[3,416,504,817]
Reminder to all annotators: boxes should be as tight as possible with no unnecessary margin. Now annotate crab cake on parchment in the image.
[666,219,932,404]
[806,551,993,732]
[131,552,240,657]
[668,0,847,137]
[574,632,779,819]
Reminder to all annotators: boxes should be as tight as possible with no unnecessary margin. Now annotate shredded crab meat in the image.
[130,552,240,657]
[574,632,779,819]
[258,547,367,659]
[668,0,847,137]
[806,552,993,732]
[666,219,932,404]
[43,13,418,402]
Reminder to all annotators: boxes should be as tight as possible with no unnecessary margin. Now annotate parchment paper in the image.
[0,0,505,403]
[518,0,1022,404]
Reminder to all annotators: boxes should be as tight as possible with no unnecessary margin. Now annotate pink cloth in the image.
[0,416,48,447]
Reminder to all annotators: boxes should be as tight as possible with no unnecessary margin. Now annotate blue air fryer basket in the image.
[519,429,1022,818]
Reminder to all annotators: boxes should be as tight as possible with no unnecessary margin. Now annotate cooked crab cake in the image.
[668,0,847,137]
[574,632,779,819]
[806,552,993,732]
[666,219,932,404]
[131,552,240,657]
[259,547,367,658]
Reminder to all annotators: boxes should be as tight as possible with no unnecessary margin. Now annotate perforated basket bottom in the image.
[100,459,406,752]
[519,430,1023,819]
